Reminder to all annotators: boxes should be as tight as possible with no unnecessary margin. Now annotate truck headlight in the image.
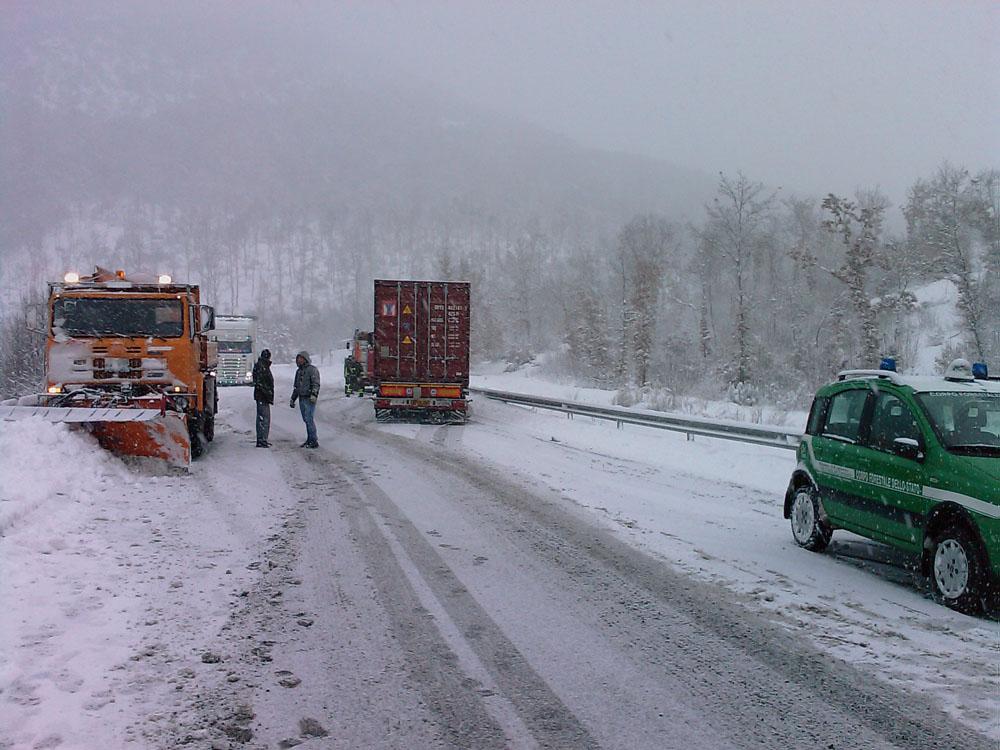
[173,395,189,411]
[246,371,253,379]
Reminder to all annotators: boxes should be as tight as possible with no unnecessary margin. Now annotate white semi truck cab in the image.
[211,315,258,386]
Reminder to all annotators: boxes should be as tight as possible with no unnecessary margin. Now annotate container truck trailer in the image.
[372,279,470,422]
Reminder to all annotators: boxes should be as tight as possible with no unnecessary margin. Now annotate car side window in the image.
[820,389,869,443]
[866,392,921,452]
[805,396,829,436]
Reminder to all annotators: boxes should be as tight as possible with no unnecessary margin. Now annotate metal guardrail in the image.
[469,387,802,450]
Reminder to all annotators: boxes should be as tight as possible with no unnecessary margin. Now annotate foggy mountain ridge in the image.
[1,12,718,250]
[2,3,994,407]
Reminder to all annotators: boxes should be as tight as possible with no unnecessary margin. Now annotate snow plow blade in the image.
[1,406,191,468]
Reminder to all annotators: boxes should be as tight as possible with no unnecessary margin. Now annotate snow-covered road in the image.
[2,370,997,749]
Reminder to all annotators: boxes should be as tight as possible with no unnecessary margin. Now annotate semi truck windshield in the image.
[53,298,185,338]
[217,340,253,353]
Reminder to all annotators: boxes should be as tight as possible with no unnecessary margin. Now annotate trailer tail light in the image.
[380,384,410,397]
[375,399,390,408]
[451,400,466,409]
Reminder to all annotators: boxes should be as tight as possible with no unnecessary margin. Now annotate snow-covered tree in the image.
[614,214,675,387]
[702,172,777,387]
[905,164,995,360]
[820,193,886,368]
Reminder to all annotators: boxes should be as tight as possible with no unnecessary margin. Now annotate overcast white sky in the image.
[316,0,998,204]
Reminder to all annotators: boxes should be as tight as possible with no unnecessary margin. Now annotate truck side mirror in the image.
[25,303,46,334]
[200,305,215,332]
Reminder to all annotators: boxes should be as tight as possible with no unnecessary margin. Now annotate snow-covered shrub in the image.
[0,301,45,399]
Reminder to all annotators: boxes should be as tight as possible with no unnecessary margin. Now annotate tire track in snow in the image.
[297,447,600,749]
[330,414,995,750]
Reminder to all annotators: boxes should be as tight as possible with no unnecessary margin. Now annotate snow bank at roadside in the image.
[471,363,809,430]
[0,417,125,537]
[0,418,136,750]
[1,404,306,748]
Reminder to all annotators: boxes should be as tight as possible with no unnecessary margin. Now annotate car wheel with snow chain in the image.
[930,524,984,614]
[789,485,831,552]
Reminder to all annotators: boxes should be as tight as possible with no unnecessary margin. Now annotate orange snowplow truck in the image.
[6,267,218,468]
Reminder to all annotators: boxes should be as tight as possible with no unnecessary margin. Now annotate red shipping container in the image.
[373,279,471,421]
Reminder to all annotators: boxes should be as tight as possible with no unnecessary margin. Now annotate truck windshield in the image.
[217,340,253,353]
[53,298,185,338]
[915,391,1000,455]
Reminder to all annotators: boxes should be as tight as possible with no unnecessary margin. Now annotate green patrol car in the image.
[784,359,1000,613]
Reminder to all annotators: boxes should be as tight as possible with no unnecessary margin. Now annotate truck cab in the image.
[211,315,258,386]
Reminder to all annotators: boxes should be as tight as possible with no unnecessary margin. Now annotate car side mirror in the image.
[892,437,924,461]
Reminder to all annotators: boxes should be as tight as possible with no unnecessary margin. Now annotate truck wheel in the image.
[188,414,205,458]
[190,429,204,458]
[931,525,984,614]
[790,485,831,552]
[203,412,215,442]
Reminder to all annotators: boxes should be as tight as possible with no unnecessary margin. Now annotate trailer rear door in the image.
[374,280,470,385]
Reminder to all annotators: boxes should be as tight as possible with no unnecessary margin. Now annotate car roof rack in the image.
[837,369,906,385]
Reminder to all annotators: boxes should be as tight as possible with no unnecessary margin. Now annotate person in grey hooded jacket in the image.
[289,350,321,447]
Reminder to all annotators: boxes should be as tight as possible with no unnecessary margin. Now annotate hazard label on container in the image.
[403,305,412,314]
[402,335,413,345]
[382,302,397,317]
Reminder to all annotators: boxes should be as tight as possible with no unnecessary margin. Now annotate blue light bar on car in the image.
[972,362,989,379]
[879,357,897,372]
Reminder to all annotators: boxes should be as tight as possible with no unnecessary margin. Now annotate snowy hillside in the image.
[907,279,965,372]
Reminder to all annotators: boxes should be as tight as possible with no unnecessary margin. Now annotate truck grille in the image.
[218,355,251,384]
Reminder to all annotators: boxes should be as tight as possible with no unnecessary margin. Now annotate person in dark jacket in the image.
[289,350,320,448]
[252,349,274,447]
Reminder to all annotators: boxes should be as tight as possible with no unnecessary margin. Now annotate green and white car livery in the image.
[784,359,1000,613]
